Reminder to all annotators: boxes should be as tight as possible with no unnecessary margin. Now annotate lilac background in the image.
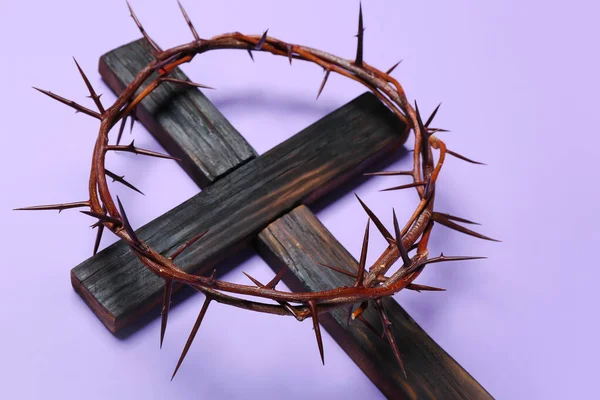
[2,0,599,398]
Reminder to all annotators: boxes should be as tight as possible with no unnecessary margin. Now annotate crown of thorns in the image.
[18,1,496,380]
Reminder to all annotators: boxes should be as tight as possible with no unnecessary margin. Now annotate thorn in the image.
[107,141,180,161]
[14,200,89,212]
[316,262,357,279]
[33,87,102,119]
[316,69,331,100]
[255,29,269,50]
[392,209,410,266]
[247,48,254,62]
[116,115,129,145]
[105,169,144,195]
[355,2,364,67]
[161,77,214,90]
[363,170,412,177]
[126,1,160,54]
[287,44,293,65]
[357,314,381,338]
[160,279,173,349]
[171,296,212,381]
[380,181,427,192]
[406,283,446,292]
[422,254,487,266]
[93,223,104,255]
[243,272,263,287]
[130,112,136,133]
[385,60,402,75]
[354,194,393,242]
[355,218,370,287]
[80,210,122,226]
[177,0,200,41]
[432,212,480,226]
[431,213,500,242]
[170,230,209,260]
[266,267,287,289]
[424,103,442,128]
[116,196,139,245]
[375,299,407,378]
[414,101,430,166]
[446,149,486,165]
[72,57,105,114]
[307,300,324,365]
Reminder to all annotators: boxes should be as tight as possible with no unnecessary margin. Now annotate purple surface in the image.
[2,0,599,398]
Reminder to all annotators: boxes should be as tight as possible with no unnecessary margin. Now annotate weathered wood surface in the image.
[71,86,405,332]
[99,39,257,187]
[257,206,492,400]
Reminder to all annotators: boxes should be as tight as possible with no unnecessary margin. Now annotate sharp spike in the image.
[93,223,104,255]
[316,262,357,279]
[161,77,214,90]
[107,141,180,161]
[160,279,173,349]
[255,29,269,50]
[266,267,287,289]
[177,0,200,41]
[14,200,89,213]
[287,44,293,65]
[355,218,370,287]
[169,230,209,260]
[73,57,105,113]
[414,101,430,165]
[354,194,393,241]
[307,300,325,365]
[32,87,101,119]
[431,213,500,242]
[375,299,407,378]
[380,181,427,192]
[363,170,413,177]
[80,210,122,226]
[422,254,487,266]
[385,60,402,75]
[116,196,139,244]
[357,314,381,338]
[446,149,486,165]
[243,272,263,287]
[355,3,364,67]
[246,48,254,62]
[316,69,331,100]
[105,169,144,195]
[171,296,212,380]
[424,103,442,128]
[432,212,480,226]
[392,209,410,266]
[126,1,160,54]
[115,115,128,146]
[406,283,446,292]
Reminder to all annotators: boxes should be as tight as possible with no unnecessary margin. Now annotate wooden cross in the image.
[70,39,491,399]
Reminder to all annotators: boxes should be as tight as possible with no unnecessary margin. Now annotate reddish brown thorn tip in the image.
[424,102,442,128]
[422,254,487,266]
[161,77,215,90]
[171,296,212,380]
[307,300,324,365]
[14,200,89,213]
[363,170,412,177]
[160,279,173,349]
[32,87,102,119]
[116,196,139,244]
[376,300,407,378]
[287,44,293,65]
[414,100,430,165]
[93,223,104,255]
[386,60,402,75]
[243,272,263,287]
[354,194,393,241]
[177,0,200,41]
[392,208,410,266]
[170,230,209,260]
[105,169,144,195]
[116,116,128,146]
[432,212,480,226]
[431,213,499,242]
[126,1,160,54]
[266,267,287,289]
[73,57,105,113]
[108,140,180,161]
[380,181,427,192]
[355,218,370,287]
[357,314,381,338]
[80,210,122,226]
[355,2,364,67]
[446,149,486,165]
[255,29,269,50]
[406,283,446,292]
[316,69,331,100]
[246,48,254,62]
[316,262,357,278]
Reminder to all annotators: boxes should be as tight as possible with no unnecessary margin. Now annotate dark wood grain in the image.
[256,205,492,400]
[71,90,405,332]
[99,39,257,187]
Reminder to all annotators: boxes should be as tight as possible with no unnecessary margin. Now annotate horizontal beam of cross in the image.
[71,39,490,399]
